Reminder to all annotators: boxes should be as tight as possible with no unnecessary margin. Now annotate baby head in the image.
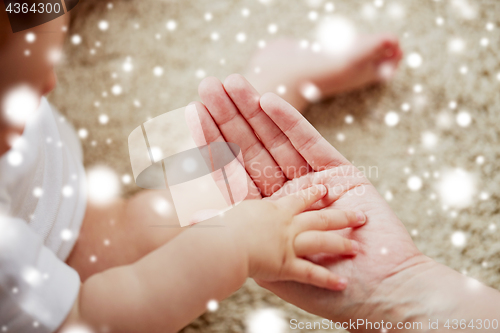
[0,1,69,155]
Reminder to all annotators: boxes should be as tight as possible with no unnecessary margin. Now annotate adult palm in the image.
[195,74,429,323]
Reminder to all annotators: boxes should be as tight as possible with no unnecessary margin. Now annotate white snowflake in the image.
[99,114,109,124]
[267,24,278,34]
[236,32,246,43]
[195,69,206,79]
[25,32,36,43]
[71,34,82,45]
[246,308,286,333]
[33,187,43,198]
[451,231,467,248]
[22,267,43,286]
[111,84,122,95]
[308,11,318,21]
[300,82,321,102]
[480,37,489,47]
[153,66,164,77]
[62,185,74,197]
[78,128,88,139]
[122,174,132,184]
[407,176,422,191]
[98,20,109,31]
[166,20,177,31]
[316,16,356,55]
[210,32,220,41]
[207,299,219,312]
[7,151,23,166]
[406,52,422,68]
[479,192,489,200]
[123,60,133,72]
[87,166,120,205]
[448,38,465,53]
[324,2,334,12]
[60,229,73,241]
[384,111,399,127]
[456,111,471,127]
[437,168,475,208]
[3,85,38,126]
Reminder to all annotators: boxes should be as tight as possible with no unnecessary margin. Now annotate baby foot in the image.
[245,34,403,112]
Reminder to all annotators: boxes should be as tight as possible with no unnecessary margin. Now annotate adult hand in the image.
[191,74,431,324]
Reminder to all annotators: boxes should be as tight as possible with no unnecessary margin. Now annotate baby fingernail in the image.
[318,184,327,194]
[351,241,360,254]
[337,277,348,289]
[356,211,366,224]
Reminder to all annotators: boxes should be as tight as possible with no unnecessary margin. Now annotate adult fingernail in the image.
[356,211,366,225]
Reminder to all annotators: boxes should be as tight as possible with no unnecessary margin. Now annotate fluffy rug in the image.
[50,0,500,331]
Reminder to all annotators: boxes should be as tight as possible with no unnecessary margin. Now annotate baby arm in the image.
[60,185,365,333]
[66,189,185,281]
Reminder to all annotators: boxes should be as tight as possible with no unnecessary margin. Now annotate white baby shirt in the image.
[0,97,86,332]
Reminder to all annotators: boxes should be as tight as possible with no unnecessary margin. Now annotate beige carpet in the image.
[49,0,500,331]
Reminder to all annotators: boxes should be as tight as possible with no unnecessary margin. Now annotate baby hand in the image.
[224,184,365,291]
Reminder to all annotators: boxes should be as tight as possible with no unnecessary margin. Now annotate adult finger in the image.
[260,92,351,171]
[186,102,261,200]
[223,74,310,179]
[198,77,286,196]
